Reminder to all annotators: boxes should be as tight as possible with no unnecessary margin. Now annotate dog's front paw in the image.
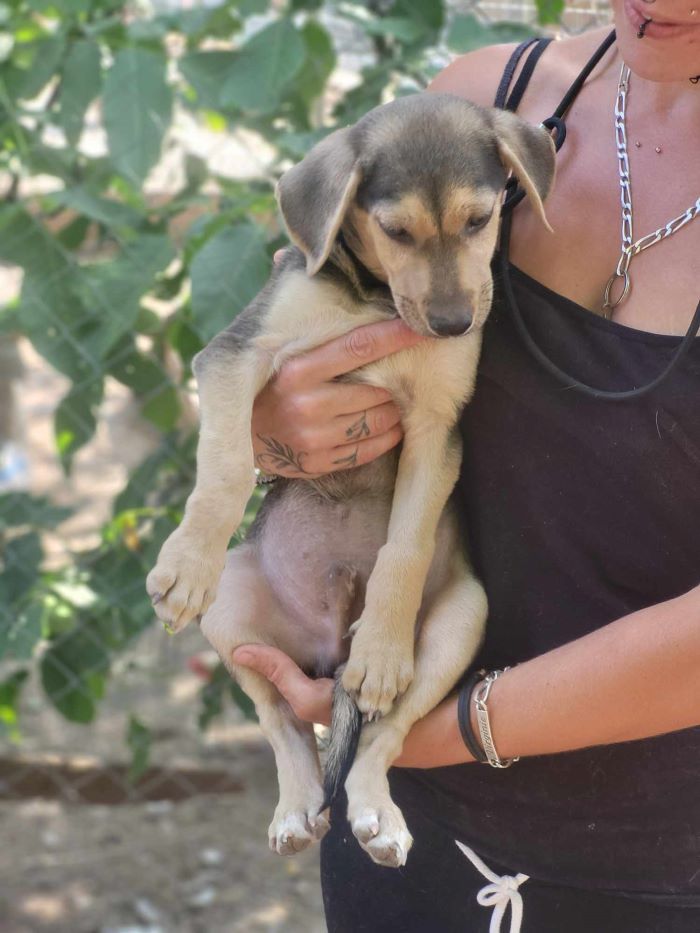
[268,807,330,856]
[146,528,226,633]
[342,618,414,718]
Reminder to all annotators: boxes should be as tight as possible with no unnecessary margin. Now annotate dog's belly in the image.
[252,459,395,674]
[248,454,462,676]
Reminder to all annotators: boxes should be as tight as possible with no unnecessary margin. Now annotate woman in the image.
[233,3,700,930]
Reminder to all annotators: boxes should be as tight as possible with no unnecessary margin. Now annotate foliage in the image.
[0,0,556,760]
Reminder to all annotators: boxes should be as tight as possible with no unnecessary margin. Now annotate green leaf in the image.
[126,714,151,782]
[179,50,237,112]
[0,669,29,741]
[393,0,444,33]
[51,186,145,230]
[76,234,174,360]
[446,15,495,53]
[220,19,306,114]
[2,34,66,101]
[54,378,104,472]
[0,492,72,530]
[0,601,44,661]
[293,20,335,108]
[447,15,535,52]
[0,531,42,605]
[0,204,70,276]
[363,17,424,43]
[41,623,110,723]
[103,48,173,186]
[141,385,181,432]
[535,0,565,25]
[190,223,269,342]
[57,39,101,147]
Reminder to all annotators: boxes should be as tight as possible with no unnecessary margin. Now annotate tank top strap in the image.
[493,37,554,112]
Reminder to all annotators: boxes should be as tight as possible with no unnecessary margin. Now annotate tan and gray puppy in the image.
[146,93,555,867]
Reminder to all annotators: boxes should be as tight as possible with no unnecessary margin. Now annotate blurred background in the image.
[0,1,610,930]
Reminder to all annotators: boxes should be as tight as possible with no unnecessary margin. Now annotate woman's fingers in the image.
[255,422,404,478]
[279,318,427,386]
[233,645,333,725]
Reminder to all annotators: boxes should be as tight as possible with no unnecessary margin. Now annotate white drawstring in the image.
[455,840,529,933]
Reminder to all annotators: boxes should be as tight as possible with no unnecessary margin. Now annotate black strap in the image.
[497,28,700,401]
[493,38,539,110]
[499,215,700,401]
[504,38,553,112]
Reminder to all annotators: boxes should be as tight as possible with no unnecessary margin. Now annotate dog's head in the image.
[277,93,555,337]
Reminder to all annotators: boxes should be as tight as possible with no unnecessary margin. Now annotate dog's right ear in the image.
[276,127,362,276]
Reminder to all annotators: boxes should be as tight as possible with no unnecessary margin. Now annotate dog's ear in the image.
[276,127,362,276]
[492,110,556,231]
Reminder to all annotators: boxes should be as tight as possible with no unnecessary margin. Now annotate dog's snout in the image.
[427,308,473,337]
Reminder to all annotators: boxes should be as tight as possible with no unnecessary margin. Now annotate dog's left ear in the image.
[276,126,362,276]
[492,110,556,231]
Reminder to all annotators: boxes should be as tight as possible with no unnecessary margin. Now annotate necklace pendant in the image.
[602,270,630,316]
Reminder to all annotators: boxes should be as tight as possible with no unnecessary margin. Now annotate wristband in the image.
[473,668,519,769]
[457,669,488,763]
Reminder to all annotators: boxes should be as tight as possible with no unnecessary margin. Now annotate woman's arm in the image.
[233,581,700,767]
[398,581,700,767]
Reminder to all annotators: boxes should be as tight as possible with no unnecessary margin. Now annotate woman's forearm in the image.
[396,582,700,768]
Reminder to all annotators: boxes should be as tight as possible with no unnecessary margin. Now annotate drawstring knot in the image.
[456,841,529,933]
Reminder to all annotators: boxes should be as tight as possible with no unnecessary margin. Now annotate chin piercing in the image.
[655,145,662,153]
[691,76,700,84]
[637,17,652,37]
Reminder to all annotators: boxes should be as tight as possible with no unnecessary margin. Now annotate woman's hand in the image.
[233,645,334,726]
[252,264,427,477]
[232,643,460,767]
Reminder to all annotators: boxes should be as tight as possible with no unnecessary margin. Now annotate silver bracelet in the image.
[473,668,519,769]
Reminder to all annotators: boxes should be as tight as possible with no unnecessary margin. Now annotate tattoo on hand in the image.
[332,446,359,469]
[345,411,371,442]
[256,434,309,474]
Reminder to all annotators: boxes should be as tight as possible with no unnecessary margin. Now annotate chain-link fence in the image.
[0,2,611,930]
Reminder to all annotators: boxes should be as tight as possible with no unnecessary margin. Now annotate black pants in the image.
[321,791,700,933]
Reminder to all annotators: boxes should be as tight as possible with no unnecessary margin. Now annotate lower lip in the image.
[624,0,700,39]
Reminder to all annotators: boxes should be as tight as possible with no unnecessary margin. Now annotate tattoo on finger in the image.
[345,410,371,442]
[256,434,309,474]
[332,446,359,469]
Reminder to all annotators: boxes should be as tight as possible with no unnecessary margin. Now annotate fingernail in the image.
[234,648,253,664]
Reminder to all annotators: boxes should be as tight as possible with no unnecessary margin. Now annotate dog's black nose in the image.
[427,311,472,337]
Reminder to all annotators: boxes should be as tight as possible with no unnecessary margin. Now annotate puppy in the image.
[147,93,555,867]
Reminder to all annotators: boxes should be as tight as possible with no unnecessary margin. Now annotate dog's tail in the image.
[320,665,362,813]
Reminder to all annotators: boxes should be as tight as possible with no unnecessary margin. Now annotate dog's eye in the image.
[379,222,413,245]
[464,213,491,234]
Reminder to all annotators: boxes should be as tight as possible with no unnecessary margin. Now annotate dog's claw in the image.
[151,593,163,605]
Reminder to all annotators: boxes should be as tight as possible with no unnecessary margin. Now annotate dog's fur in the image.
[146,93,555,867]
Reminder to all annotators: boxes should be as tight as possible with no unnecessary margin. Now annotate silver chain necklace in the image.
[602,63,700,318]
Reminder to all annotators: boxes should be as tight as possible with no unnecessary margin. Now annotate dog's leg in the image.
[345,552,487,867]
[343,421,463,717]
[200,546,330,854]
[147,340,272,633]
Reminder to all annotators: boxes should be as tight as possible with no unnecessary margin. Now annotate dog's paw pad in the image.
[268,808,329,856]
[351,806,412,868]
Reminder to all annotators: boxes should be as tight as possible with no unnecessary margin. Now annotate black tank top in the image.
[392,35,700,899]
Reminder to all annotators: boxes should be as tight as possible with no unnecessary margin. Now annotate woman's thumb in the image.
[233,644,303,695]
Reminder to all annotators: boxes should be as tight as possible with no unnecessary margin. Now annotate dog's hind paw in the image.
[350,804,413,868]
[268,808,330,856]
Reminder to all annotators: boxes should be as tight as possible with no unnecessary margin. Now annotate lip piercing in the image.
[637,17,652,37]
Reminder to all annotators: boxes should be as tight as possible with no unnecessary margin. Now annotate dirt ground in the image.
[0,336,327,932]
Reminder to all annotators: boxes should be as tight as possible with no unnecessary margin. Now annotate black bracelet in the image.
[457,668,488,764]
